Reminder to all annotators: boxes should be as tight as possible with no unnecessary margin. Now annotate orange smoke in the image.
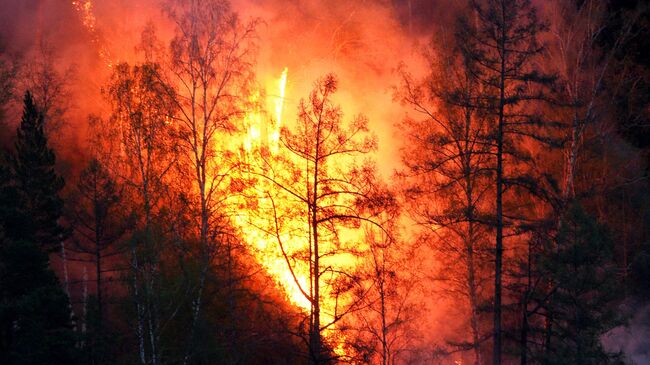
[71,0,113,68]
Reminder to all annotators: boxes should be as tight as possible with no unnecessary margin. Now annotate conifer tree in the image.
[0,91,77,365]
[0,237,78,365]
[456,1,553,362]
[11,92,66,252]
[538,203,622,364]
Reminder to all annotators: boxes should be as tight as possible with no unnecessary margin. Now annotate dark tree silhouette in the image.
[399,30,495,364]
[0,238,79,365]
[0,92,77,365]
[10,92,66,253]
[537,203,622,364]
[66,158,130,364]
[456,1,553,362]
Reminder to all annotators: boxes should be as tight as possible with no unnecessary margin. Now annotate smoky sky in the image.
[0,0,457,178]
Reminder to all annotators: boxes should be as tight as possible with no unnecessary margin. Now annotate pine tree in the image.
[11,92,66,252]
[456,1,554,362]
[537,203,622,364]
[398,30,495,364]
[0,152,26,242]
[67,158,129,364]
[0,92,78,364]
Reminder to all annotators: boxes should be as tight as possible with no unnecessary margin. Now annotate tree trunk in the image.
[380,273,388,365]
[520,303,528,365]
[520,238,533,365]
[493,3,506,361]
[493,79,504,365]
[131,247,147,365]
[183,107,210,365]
[465,119,482,365]
[95,216,103,334]
[310,117,322,365]
[311,182,321,364]
[467,236,482,365]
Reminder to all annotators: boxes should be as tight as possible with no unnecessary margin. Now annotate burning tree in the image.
[252,74,387,363]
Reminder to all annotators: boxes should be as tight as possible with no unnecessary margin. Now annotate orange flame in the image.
[270,67,288,153]
[235,69,360,360]
[237,68,314,312]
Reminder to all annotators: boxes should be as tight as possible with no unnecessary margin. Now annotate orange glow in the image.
[237,68,315,312]
[237,68,312,311]
[234,68,362,358]
[67,1,412,359]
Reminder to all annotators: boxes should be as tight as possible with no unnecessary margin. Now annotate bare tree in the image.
[20,37,75,136]
[0,45,17,129]
[105,62,177,365]
[160,1,258,362]
[347,221,418,365]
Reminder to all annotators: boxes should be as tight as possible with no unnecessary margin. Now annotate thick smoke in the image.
[0,0,449,177]
[0,0,451,354]
[0,0,524,361]
[603,302,650,364]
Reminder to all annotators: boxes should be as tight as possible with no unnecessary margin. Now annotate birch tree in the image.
[106,62,176,365]
[548,0,643,202]
[160,2,257,360]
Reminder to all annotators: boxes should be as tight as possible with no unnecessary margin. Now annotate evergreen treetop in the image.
[11,92,66,252]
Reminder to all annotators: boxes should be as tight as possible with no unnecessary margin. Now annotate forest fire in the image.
[1,0,649,364]
[236,67,365,357]
[237,67,315,312]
